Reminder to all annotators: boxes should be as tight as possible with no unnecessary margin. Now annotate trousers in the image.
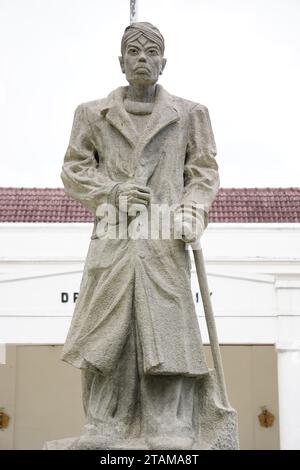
[81,303,197,441]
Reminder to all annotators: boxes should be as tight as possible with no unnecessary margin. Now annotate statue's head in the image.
[119,22,167,87]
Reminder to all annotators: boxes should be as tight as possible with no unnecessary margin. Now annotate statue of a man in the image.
[61,22,222,450]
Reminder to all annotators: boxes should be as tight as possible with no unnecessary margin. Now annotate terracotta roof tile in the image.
[0,187,299,223]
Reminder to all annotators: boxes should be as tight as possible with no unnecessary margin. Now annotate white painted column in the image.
[276,278,300,449]
[0,344,6,364]
[276,341,300,449]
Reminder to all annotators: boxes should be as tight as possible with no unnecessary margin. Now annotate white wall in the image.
[0,222,300,346]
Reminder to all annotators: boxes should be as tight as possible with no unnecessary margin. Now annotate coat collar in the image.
[99,85,180,149]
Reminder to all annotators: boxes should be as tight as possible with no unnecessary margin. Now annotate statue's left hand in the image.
[174,211,205,243]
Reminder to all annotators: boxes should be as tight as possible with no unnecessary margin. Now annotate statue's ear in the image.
[119,56,125,74]
[160,58,167,75]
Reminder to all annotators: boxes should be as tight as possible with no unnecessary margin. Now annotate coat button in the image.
[139,253,145,259]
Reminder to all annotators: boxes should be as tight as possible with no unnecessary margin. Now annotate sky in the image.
[1,0,299,188]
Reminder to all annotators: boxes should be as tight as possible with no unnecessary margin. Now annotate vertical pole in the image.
[130,0,138,24]
[193,247,230,408]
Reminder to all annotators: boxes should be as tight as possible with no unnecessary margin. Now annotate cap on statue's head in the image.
[121,22,165,56]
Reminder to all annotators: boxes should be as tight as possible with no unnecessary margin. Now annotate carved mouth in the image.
[135,66,150,72]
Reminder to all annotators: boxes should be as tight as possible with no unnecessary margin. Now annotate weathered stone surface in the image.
[45,371,238,450]
[47,22,239,450]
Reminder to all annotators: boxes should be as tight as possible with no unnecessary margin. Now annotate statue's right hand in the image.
[116,182,151,212]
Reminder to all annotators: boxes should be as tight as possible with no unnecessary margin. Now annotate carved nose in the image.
[138,53,146,62]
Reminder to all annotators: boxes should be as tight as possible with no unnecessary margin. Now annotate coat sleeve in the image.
[179,104,220,229]
[61,104,119,214]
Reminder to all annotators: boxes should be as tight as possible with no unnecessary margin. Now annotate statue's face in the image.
[119,36,166,87]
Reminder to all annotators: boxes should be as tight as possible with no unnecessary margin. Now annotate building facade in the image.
[0,188,300,449]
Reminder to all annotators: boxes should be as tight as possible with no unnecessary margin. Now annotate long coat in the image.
[61,85,220,377]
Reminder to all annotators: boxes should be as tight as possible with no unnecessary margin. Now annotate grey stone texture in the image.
[46,22,238,450]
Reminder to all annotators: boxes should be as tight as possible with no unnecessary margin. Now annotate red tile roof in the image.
[0,187,299,223]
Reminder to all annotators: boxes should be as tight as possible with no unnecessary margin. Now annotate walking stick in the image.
[192,242,230,408]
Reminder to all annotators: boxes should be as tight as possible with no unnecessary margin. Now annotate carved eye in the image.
[128,48,138,55]
[148,49,158,56]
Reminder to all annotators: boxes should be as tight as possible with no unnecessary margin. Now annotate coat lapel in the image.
[132,86,180,183]
[99,85,180,151]
[138,85,180,152]
[100,87,138,148]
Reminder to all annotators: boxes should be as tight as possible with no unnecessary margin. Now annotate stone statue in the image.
[49,22,238,450]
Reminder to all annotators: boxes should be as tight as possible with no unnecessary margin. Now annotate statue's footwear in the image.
[75,433,111,450]
[146,435,194,450]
